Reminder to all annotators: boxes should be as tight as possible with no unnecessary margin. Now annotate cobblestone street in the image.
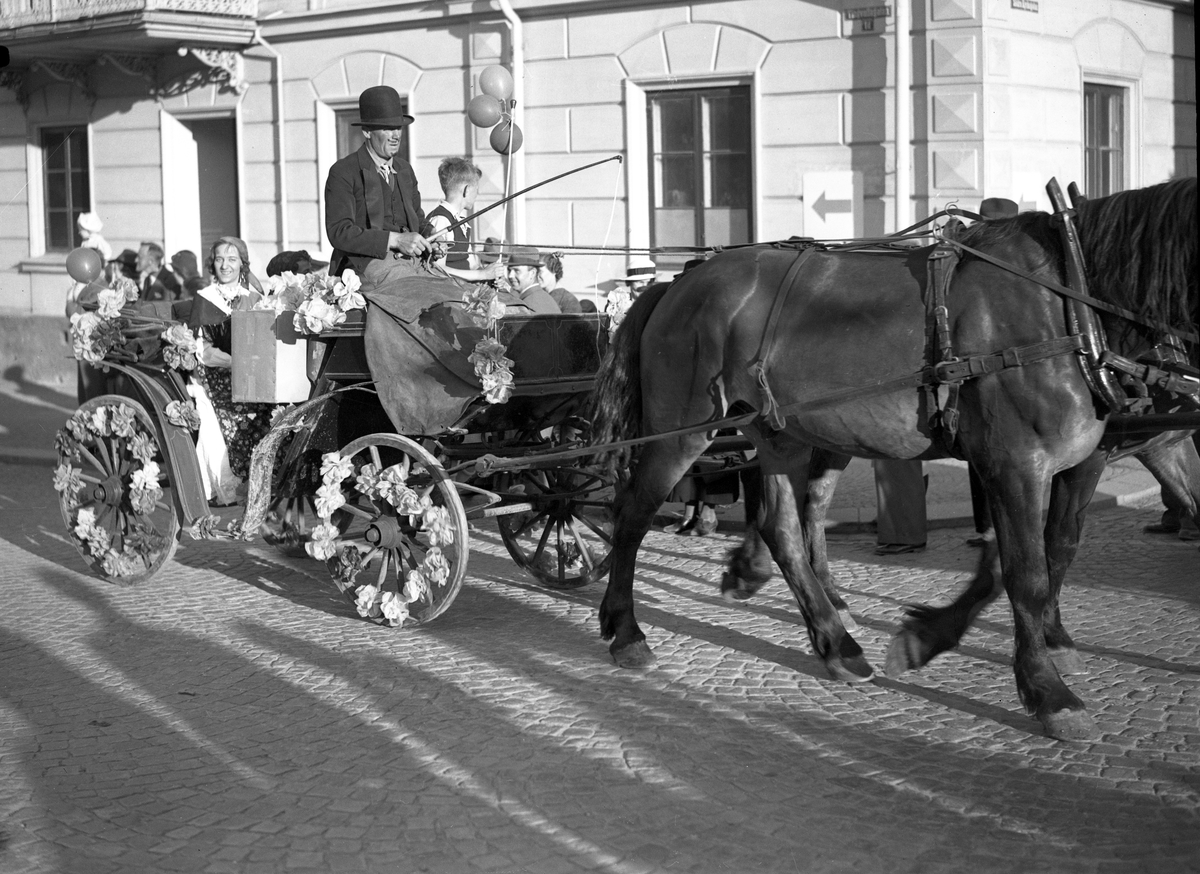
[1,460,1197,874]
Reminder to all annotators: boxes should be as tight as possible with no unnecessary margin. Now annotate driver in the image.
[325,85,431,286]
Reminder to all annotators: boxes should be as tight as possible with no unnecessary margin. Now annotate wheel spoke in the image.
[376,547,389,588]
[78,444,110,477]
[566,518,596,570]
[530,516,554,565]
[574,510,614,544]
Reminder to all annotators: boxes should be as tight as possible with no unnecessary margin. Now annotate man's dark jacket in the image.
[325,143,425,277]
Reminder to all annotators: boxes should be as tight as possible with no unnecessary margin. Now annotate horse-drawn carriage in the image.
[54,277,622,627]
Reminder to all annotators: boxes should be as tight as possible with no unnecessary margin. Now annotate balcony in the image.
[0,0,257,66]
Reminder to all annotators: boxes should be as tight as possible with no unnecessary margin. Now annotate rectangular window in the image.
[1084,83,1124,196]
[336,101,409,161]
[648,86,752,254]
[41,126,90,251]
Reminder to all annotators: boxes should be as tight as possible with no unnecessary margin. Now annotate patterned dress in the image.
[187,285,274,483]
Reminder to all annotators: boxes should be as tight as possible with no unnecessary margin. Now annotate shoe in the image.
[875,542,925,556]
[1180,525,1199,542]
[685,515,718,537]
[668,516,697,535]
[1144,522,1182,535]
[966,534,990,548]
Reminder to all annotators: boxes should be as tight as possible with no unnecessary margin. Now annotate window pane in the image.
[46,172,66,206]
[658,155,695,207]
[706,95,750,153]
[42,132,67,170]
[1083,83,1124,196]
[704,208,749,247]
[654,209,695,248]
[709,154,750,208]
[657,97,694,152]
[47,210,71,250]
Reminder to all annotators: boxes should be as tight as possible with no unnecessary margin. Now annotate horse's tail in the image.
[588,282,673,471]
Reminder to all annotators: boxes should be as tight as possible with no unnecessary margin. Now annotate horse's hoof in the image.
[837,608,859,633]
[826,653,874,683]
[1049,647,1087,676]
[720,572,752,602]
[884,630,927,676]
[1041,709,1099,741]
[611,639,656,669]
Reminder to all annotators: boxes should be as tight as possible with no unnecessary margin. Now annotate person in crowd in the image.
[76,212,113,262]
[1142,432,1200,541]
[425,157,504,284]
[107,249,138,284]
[325,85,431,287]
[540,251,582,313]
[170,250,205,301]
[872,460,927,555]
[505,247,560,314]
[265,249,329,278]
[137,241,182,302]
[619,255,660,296]
[185,236,275,504]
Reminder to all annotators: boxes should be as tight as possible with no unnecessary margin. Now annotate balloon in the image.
[489,120,523,155]
[479,65,514,102]
[467,94,504,128]
[66,247,103,284]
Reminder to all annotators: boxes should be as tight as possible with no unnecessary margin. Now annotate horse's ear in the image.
[1067,182,1087,208]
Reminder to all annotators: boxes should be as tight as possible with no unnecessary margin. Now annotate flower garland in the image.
[460,281,515,404]
[54,402,170,579]
[604,287,633,337]
[258,269,365,335]
[306,451,456,627]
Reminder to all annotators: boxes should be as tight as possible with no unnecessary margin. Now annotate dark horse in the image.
[589,178,1197,741]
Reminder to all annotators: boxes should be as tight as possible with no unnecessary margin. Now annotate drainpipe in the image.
[496,0,526,242]
[253,26,288,250]
[894,0,912,231]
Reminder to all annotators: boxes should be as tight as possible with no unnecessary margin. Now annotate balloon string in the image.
[594,160,624,300]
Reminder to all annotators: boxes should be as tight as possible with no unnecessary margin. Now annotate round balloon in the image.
[65,247,103,284]
[479,65,514,102]
[489,120,523,155]
[467,94,504,128]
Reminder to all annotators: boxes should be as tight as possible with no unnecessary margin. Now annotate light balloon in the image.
[479,65,514,102]
[467,94,504,128]
[489,120,523,155]
[65,247,103,284]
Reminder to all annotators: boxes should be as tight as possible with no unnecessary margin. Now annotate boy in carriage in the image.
[424,157,505,285]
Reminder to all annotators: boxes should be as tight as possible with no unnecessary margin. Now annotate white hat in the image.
[620,255,657,282]
[77,212,103,233]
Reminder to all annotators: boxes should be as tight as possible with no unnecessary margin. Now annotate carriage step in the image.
[465,501,534,520]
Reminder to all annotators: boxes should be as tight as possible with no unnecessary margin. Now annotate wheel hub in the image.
[92,474,124,507]
[365,515,405,549]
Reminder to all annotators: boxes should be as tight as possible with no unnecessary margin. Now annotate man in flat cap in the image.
[325,85,431,287]
[505,246,560,313]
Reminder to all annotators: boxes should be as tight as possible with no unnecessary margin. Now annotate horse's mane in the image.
[956,178,1197,335]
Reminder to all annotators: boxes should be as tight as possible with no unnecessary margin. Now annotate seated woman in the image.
[186,236,275,504]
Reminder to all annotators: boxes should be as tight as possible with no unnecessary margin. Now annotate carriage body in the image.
[54,294,620,622]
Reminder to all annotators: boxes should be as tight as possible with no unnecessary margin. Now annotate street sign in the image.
[802,171,863,239]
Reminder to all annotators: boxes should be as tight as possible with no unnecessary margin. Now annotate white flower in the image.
[109,404,136,439]
[421,547,451,587]
[354,463,381,499]
[319,452,354,484]
[306,522,341,560]
[354,583,382,619]
[423,505,456,547]
[130,461,161,492]
[314,481,346,519]
[96,287,125,319]
[379,590,410,626]
[74,507,97,540]
[405,569,431,604]
[89,406,110,437]
[129,432,158,463]
[295,297,343,334]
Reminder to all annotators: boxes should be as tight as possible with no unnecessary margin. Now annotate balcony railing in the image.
[0,0,257,29]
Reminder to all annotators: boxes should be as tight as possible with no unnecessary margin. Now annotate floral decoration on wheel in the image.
[306,448,464,627]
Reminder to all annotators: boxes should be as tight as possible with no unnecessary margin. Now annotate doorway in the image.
[161,112,239,261]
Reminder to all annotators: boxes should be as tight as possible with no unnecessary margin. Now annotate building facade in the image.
[0,0,1194,319]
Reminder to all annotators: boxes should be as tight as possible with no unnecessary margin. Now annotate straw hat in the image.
[620,255,658,283]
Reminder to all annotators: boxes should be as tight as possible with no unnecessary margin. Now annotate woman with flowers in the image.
[185,236,274,502]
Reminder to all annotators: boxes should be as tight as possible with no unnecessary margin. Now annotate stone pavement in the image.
[0,460,1197,874]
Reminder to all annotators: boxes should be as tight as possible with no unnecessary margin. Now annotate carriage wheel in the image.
[262,492,350,558]
[496,464,615,590]
[54,395,180,586]
[318,434,468,627]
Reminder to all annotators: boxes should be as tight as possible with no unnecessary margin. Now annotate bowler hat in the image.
[352,86,414,128]
[266,249,329,277]
[507,246,543,268]
[980,197,1019,220]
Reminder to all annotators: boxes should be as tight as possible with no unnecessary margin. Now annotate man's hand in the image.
[482,261,505,281]
[387,231,432,258]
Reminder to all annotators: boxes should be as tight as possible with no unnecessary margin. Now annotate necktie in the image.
[378,162,392,187]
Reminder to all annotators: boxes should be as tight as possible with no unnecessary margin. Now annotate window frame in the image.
[645,84,754,255]
[34,122,94,255]
[1080,74,1140,196]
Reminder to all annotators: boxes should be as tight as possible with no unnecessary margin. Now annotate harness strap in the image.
[947,238,1199,344]
[747,246,818,430]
